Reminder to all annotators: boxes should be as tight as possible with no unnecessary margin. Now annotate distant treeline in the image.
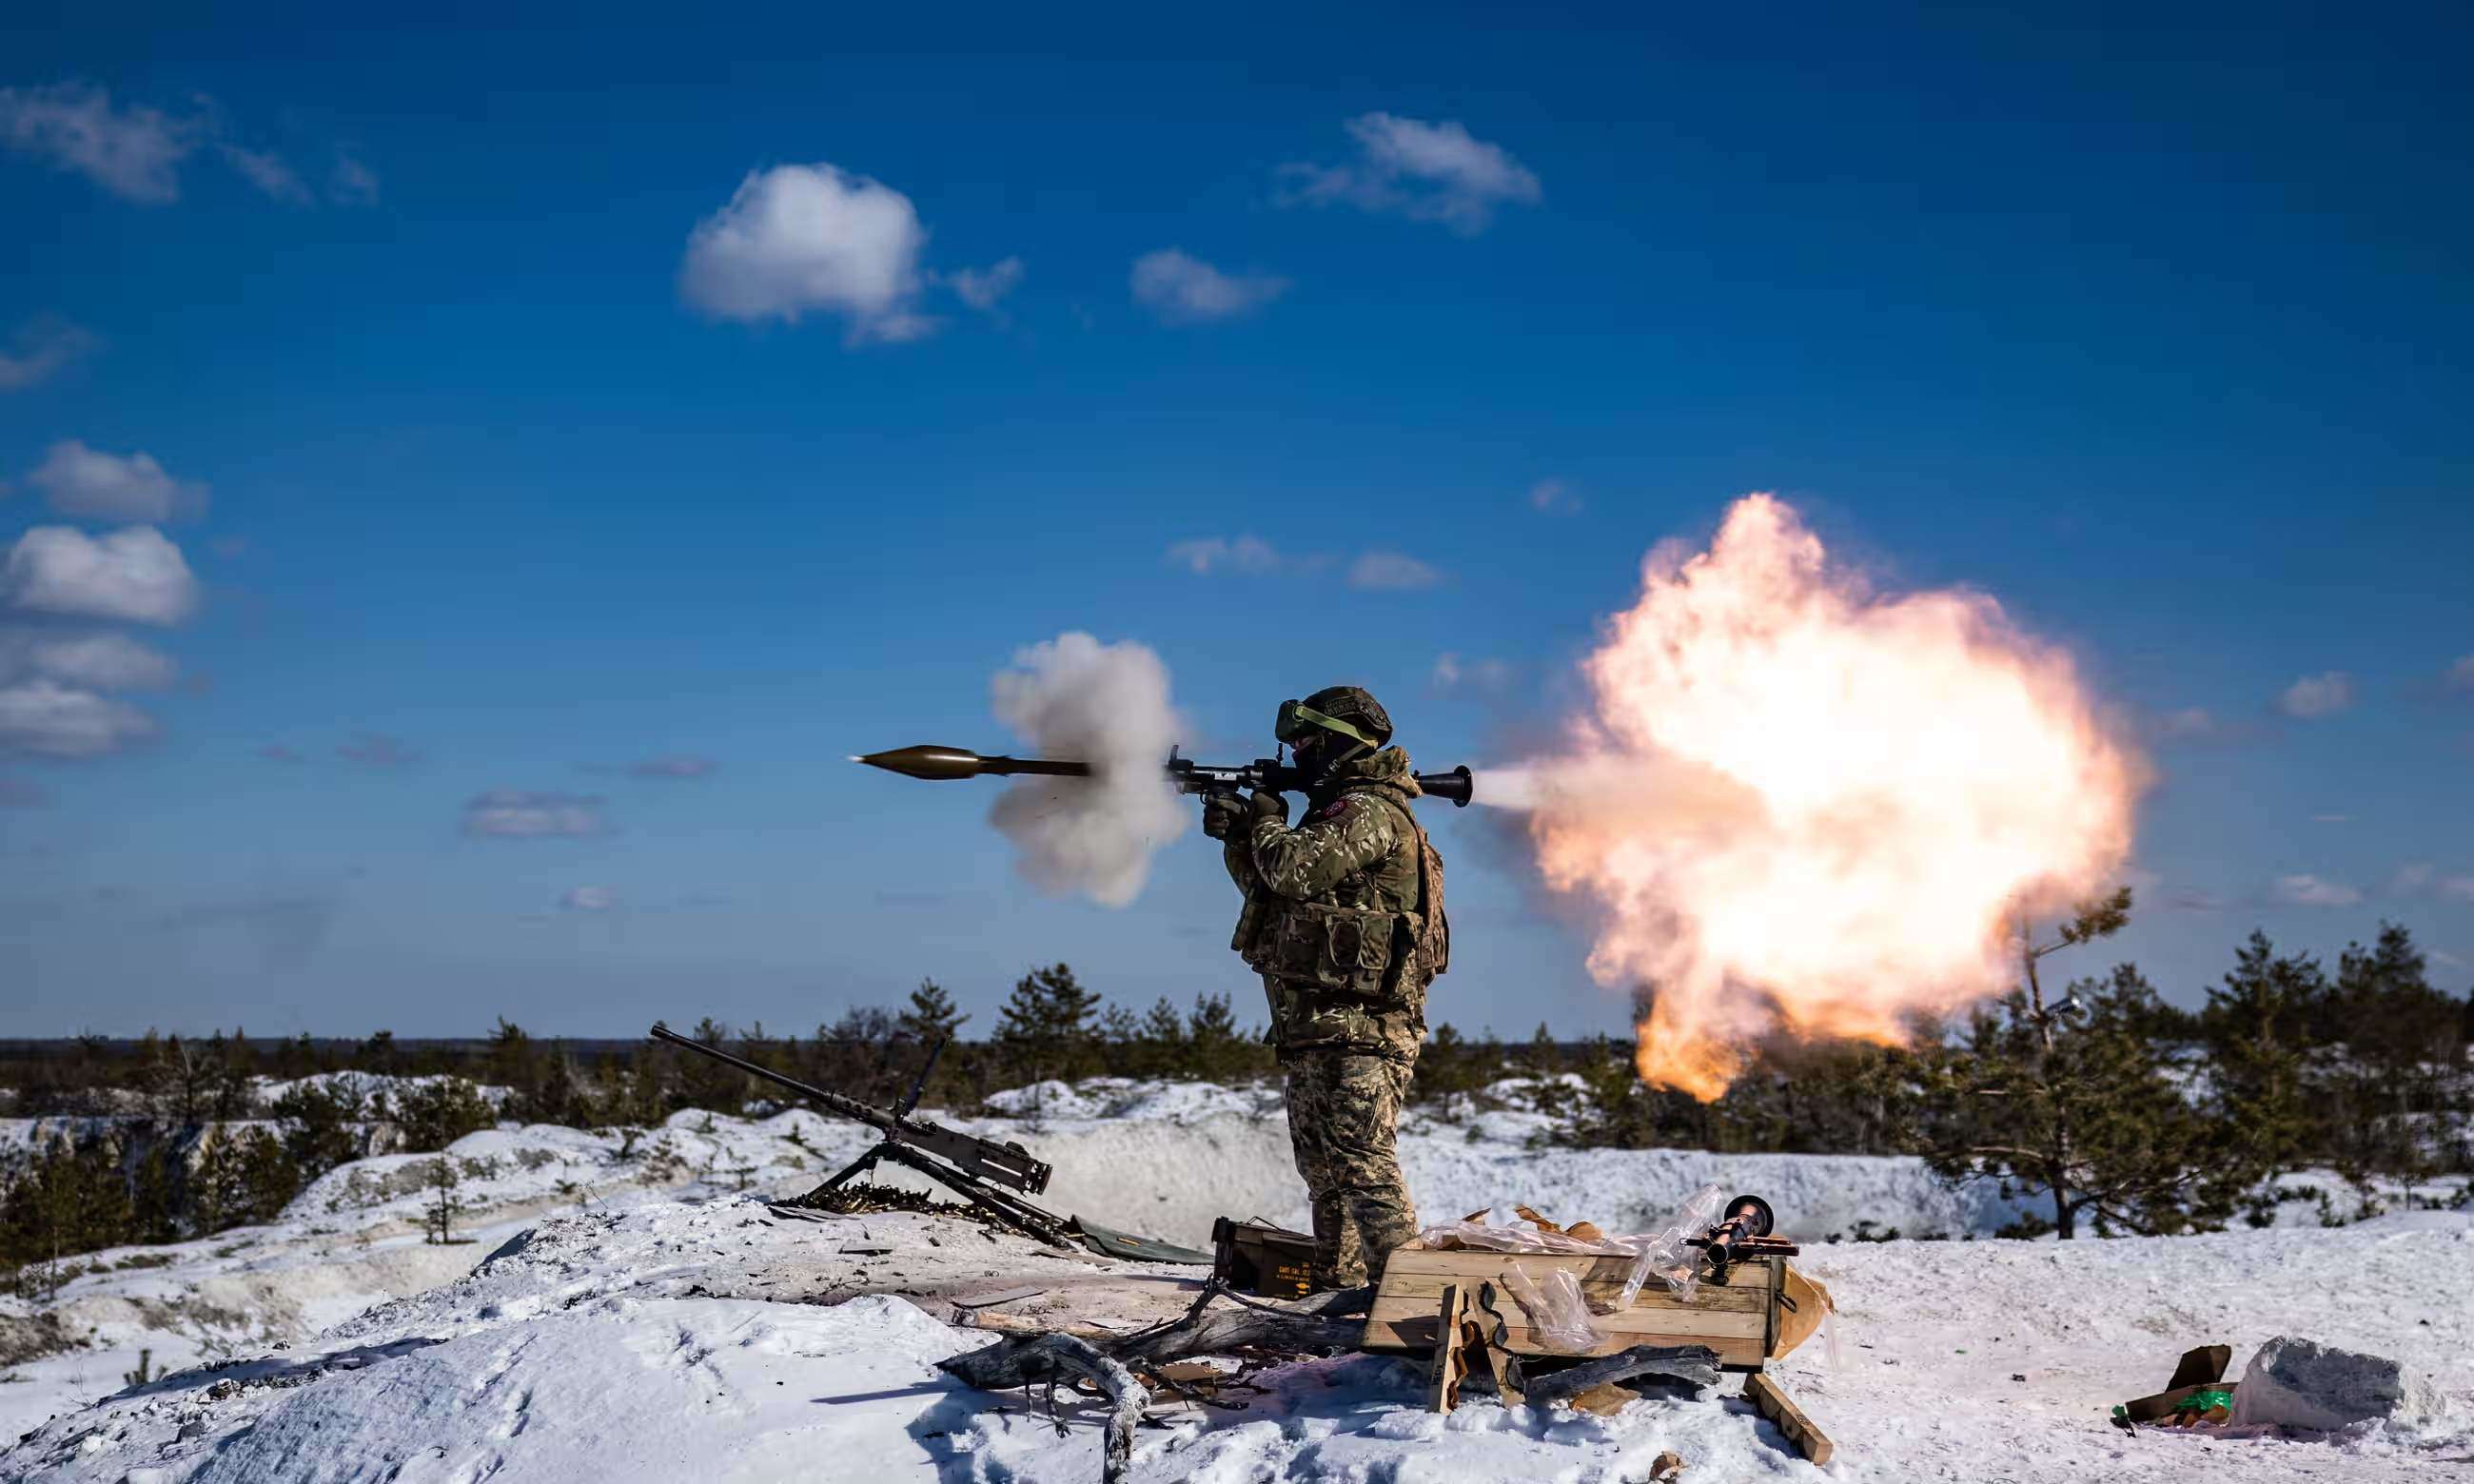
[2,914,2468,1283]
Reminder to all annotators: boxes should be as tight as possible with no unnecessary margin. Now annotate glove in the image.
[1202,791,1247,841]
[1247,790,1289,829]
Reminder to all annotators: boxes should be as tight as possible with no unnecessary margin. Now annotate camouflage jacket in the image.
[1224,747,1441,1062]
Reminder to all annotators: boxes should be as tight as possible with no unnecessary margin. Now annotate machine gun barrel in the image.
[647,1023,1052,1195]
[856,743,1473,807]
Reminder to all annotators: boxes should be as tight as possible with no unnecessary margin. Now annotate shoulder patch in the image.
[1313,797,1352,822]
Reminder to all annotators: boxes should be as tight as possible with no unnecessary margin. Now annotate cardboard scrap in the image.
[2111,1344,2237,1434]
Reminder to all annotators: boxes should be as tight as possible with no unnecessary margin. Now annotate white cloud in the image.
[4,525,200,625]
[2154,707,2218,739]
[330,151,380,205]
[560,885,614,912]
[2445,654,2474,694]
[0,319,99,392]
[462,789,606,838]
[0,82,198,204]
[1347,550,1443,591]
[2309,813,2350,824]
[1433,653,1513,690]
[1129,249,1288,324]
[2391,862,2435,894]
[0,677,155,758]
[1527,478,1581,515]
[678,164,935,344]
[217,142,309,204]
[2273,873,2361,908]
[28,439,207,521]
[948,257,1024,313]
[0,630,175,691]
[2439,876,2474,905]
[1165,535,1281,576]
[1280,113,1542,235]
[2276,671,2354,718]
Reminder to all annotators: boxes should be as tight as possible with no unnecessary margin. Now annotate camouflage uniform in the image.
[1225,745,1445,1286]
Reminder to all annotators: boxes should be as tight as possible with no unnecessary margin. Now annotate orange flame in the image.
[1487,496,2143,1100]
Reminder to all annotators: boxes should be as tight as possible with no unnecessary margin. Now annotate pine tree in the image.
[896,980,968,1045]
[2203,931,2319,1181]
[1138,997,1188,1077]
[994,964,1101,1084]
[1523,1023,1562,1078]
[190,1125,301,1236]
[387,1077,496,1152]
[358,1028,400,1074]
[1906,888,2261,1238]
[273,1079,366,1179]
[2317,923,2469,1182]
[422,1158,464,1244]
[1915,963,2244,1236]
[1184,992,1250,1082]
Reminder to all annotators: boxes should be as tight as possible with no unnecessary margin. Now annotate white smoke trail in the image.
[987,632,1189,908]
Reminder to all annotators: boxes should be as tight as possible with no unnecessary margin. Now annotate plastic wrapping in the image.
[1616,1181,1727,1309]
[1410,1219,1626,1256]
[1406,1181,1741,1318]
[1502,1261,1600,1353]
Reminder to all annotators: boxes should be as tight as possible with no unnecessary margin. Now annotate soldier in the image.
[1203,685,1448,1289]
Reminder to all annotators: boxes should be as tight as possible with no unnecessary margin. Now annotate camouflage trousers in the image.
[1283,1048,1417,1288]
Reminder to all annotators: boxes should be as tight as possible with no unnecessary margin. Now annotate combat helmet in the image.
[1277,685,1393,755]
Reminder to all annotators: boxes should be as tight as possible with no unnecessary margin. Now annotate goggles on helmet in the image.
[1275,699,1380,749]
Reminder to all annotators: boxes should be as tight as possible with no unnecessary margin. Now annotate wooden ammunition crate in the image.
[1363,1247,1786,1368]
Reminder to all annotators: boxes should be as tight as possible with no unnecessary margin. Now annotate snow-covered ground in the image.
[0,1108,841,1437]
[4,1078,2469,1482]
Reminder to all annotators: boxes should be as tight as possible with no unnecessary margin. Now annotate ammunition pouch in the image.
[1251,898,1404,1002]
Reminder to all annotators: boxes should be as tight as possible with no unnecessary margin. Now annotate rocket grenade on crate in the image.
[1360,1191,1838,1466]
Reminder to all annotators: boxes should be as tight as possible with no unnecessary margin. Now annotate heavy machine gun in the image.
[647,1023,1073,1247]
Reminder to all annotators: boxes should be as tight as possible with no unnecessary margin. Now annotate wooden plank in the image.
[1365,1315,1767,1367]
[1426,1284,1473,1413]
[1388,1248,1769,1291]
[1745,1372,1836,1466]
[1368,1298,1765,1343]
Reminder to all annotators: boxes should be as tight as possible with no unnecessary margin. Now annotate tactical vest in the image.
[1237,789,1449,1010]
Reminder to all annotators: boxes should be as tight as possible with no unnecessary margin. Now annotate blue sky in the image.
[2,3,2469,1039]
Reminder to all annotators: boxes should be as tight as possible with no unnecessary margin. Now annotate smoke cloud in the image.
[1481,495,2143,1100]
[987,633,1189,907]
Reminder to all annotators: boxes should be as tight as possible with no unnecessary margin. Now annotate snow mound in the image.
[979,1077,1283,1123]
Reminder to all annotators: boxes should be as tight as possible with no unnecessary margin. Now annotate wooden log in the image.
[1522,1344,1721,1409]
[933,1332,1148,1484]
[939,1286,1376,1484]
[1744,1372,1835,1466]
